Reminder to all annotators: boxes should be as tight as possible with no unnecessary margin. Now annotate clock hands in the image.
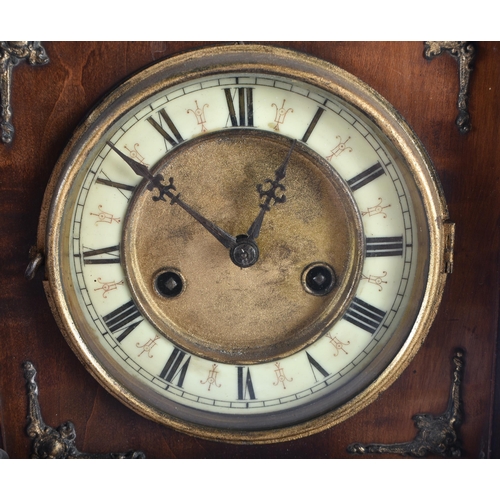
[107,139,295,268]
[107,142,237,251]
[246,139,295,241]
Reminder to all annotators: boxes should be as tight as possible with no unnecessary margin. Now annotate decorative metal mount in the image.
[0,41,49,144]
[24,361,145,459]
[347,349,464,458]
[424,42,476,134]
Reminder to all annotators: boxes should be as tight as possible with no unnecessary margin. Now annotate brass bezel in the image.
[38,45,449,444]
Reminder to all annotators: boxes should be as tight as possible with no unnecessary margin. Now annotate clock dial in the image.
[41,46,448,442]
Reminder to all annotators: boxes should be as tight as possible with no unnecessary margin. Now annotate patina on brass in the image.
[123,129,363,364]
[39,45,450,443]
[0,42,49,144]
[24,361,145,459]
[424,42,476,134]
[347,349,464,458]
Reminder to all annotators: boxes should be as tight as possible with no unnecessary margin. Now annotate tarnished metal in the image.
[25,246,44,280]
[123,129,363,364]
[24,361,145,459]
[38,45,450,443]
[0,42,49,144]
[424,42,476,134]
[347,349,464,457]
[443,220,455,274]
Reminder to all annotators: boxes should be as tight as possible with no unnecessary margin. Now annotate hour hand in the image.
[246,139,296,241]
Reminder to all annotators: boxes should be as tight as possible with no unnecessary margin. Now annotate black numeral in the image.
[82,245,120,265]
[147,108,183,147]
[95,177,135,191]
[301,107,325,143]
[344,297,386,334]
[159,348,191,388]
[306,352,329,381]
[102,299,143,342]
[347,162,385,191]
[237,367,256,400]
[366,236,404,258]
[224,88,254,127]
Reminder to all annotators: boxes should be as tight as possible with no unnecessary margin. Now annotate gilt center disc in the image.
[122,129,363,364]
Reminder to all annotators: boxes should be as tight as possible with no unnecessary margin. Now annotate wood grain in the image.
[1,41,498,458]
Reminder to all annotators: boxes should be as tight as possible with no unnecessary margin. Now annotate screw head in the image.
[302,263,336,296]
[154,270,184,298]
[230,237,260,268]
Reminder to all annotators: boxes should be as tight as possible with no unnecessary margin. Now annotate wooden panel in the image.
[1,41,498,458]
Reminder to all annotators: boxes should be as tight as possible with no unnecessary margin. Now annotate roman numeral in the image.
[82,244,120,265]
[366,236,404,257]
[347,162,385,191]
[306,352,329,382]
[237,367,256,400]
[224,87,254,127]
[102,299,143,342]
[95,177,135,191]
[301,107,325,143]
[160,348,191,388]
[344,297,386,334]
[147,108,183,147]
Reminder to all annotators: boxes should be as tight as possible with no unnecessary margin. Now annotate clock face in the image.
[42,45,448,442]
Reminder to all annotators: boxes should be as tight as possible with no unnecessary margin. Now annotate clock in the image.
[36,44,450,444]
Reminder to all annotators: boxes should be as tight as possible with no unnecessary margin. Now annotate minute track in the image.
[49,49,442,443]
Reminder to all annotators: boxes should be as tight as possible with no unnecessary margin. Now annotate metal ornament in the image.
[347,349,464,458]
[24,362,145,459]
[0,41,49,144]
[424,42,476,134]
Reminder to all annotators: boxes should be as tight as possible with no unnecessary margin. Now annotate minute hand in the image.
[107,142,237,250]
[246,139,296,240]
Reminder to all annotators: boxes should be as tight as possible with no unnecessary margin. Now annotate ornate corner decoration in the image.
[24,361,145,459]
[424,42,476,134]
[347,349,464,458]
[0,41,49,144]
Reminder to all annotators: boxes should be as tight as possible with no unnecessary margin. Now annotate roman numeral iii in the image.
[344,297,386,335]
[366,236,404,257]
